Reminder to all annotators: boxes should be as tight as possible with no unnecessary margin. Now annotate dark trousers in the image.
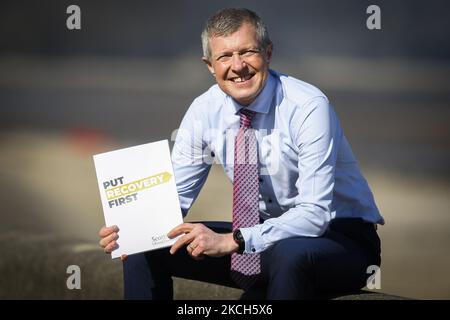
[123,219,381,300]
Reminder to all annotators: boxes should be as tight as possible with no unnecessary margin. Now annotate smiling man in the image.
[202,20,272,106]
[99,8,384,300]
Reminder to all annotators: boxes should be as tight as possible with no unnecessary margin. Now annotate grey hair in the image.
[201,8,272,60]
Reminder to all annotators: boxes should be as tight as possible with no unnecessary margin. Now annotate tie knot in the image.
[239,109,256,128]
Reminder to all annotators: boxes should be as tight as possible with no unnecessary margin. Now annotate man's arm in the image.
[171,103,213,217]
[240,96,340,253]
[169,103,243,258]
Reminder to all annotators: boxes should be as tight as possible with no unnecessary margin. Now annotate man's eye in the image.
[242,50,258,57]
[217,54,231,61]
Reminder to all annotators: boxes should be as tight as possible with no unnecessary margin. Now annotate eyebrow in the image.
[214,47,260,58]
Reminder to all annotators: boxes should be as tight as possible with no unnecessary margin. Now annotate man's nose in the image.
[230,53,246,72]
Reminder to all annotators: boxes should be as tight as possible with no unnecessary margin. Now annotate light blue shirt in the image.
[172,70,384,254]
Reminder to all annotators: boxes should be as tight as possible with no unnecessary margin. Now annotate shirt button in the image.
[210,151,215,158]
[259,177,263,183]
[251,247,256,252]
[267,198,273,203]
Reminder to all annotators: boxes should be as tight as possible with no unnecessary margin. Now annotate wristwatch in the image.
[232,229,245,254]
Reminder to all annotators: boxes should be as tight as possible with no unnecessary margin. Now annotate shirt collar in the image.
[229,71,276,115]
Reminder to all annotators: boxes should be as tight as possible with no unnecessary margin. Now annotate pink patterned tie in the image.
[230,108,261,290]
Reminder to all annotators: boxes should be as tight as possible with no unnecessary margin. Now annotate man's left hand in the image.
[167,223,238,259]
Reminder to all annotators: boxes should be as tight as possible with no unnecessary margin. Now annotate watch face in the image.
[238,231,244,243]
[233,229,243,243]
[233,229,245,254]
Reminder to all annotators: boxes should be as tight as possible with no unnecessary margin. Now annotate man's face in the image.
[203,22,272,106]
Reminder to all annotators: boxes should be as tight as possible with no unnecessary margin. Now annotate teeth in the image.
[232,75,251,83]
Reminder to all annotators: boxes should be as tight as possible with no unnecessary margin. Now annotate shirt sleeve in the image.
[171,102,212,217]
[240,96,341,253]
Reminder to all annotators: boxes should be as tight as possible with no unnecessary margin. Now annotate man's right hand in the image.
[98,225,128,261]
[98,225,119,253]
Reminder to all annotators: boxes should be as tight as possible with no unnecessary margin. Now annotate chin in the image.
[229,87,257,103]
[232,94,254,105]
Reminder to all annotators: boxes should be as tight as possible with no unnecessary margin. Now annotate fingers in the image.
[104,240,118,253]
[168,223,210,260]
[189,241,205,259]
[185,239,204,260]
[186,239,198,253]
[120,254,128,262]
[191,242,202,256]
[170,231,196,255]
[99,225,119,238]
[99,231,119,249]
[98,226,120,254]
[167,223,195,238]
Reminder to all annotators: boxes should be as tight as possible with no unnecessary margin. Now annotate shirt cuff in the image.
[239,225,265,254]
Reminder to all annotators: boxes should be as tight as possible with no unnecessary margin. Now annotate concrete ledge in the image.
[173,279,408,300]
[0,231,408,300]
[331,291,409,300]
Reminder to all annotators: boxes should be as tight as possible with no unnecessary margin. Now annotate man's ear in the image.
[265,43,273,63]
[202,57,215,76]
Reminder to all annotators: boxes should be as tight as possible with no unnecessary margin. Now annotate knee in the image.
[268,239,316,274]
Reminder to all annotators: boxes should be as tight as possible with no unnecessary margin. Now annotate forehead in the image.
[209,23,259,54]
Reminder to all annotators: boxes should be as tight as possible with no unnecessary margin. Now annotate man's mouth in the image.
[229,74,254,83]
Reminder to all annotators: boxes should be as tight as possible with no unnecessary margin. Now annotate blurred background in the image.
[0,0,449,299]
